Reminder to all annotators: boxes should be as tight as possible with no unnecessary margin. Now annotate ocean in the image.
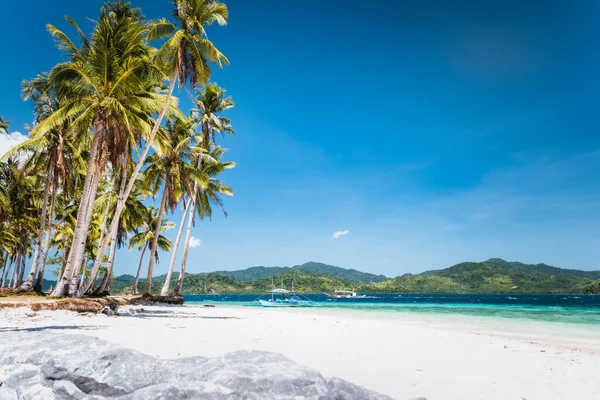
[184,293,600,327]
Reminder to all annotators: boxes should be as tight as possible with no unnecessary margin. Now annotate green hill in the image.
[365,258,600,294]
[112,270,355,295]
[109,258,600,295]
[583,280,600,294]
[214,262,388,284]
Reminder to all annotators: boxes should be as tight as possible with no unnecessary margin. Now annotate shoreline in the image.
[2,303,600,399]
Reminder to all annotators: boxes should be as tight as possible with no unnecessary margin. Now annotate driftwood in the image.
[0,293,185,313]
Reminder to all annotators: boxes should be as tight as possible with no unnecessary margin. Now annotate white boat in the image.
[324,290,365,299]
[257,280,317,307]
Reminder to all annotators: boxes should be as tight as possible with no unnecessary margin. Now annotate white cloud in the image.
[189,236,201,248]
[330,230,349,240]
[0,132,28,158]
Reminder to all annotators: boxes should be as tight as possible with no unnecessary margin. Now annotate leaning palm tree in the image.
[34,6,176,297]
[128,206,174,294]
[91,175,149,295]
[142,117,202,294]
[11,75,83,293]
[175,145,233,294]
[89,1,230,294]
[160,84,233,295]
[0,157,39,288]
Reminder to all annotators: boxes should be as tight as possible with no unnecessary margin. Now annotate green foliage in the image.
[111,270,355,295]
[107,258,600,295]
[214,262,389,284]
[366,258,600,294]
[582,280,600,294]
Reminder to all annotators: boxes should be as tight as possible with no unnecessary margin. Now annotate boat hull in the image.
[259,299,314,307]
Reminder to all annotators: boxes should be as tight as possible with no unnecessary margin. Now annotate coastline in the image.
[2,303,600,399]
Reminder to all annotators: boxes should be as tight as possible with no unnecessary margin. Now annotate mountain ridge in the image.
[106,258,600,294]
[213,261,389,284]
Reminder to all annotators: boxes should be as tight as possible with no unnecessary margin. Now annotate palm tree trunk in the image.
[34,177,58,294]
[80,255,88,287]
[145,188,169,294]
[59,253,68,280]
[68,169,101,296]
[51,128,102,297]
[78,161,127,297]
[8,253,19,289]
[160,197,191,295]
[176,205,196,294]
[133,242,148,295]
[97,176,113,248]
[175,138,207,294]
[1,256,12,288]
[106,239,117,293]
[88,72,178,290]
[16,246,26,287]
[94,233,117,295]
[19,158,54,292]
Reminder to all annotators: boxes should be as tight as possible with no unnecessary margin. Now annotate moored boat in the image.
[324,290,365,299]
[257,280,318,307]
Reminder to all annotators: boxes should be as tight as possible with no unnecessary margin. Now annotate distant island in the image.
[92,258,600,295]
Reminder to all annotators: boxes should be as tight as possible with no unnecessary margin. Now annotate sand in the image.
[1,304,599,400]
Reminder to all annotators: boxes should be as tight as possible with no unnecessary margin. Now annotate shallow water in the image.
[185,293,600,327]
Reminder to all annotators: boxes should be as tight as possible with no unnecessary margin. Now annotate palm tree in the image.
[128,206,174,294]
[175,145,233,294]
[161,83,233,295]
[0,157,39,288]
[0,115,9,134]
[92,176,148,295]
[191,83,234,148]
[33,5,176,297]
[89,1,230,296]
[10,75,82,293]
[142,117,202,294]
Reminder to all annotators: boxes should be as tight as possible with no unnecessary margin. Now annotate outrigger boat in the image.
[324,289,365,299]
[257,280,318,307]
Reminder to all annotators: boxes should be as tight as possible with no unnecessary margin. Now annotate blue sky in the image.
[1,0,600,276]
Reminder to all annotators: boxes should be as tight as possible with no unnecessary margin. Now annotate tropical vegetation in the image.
[106,259,600,295]
[0,0,235,298]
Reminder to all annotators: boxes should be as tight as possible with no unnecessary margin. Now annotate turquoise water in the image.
[185,294,600,326]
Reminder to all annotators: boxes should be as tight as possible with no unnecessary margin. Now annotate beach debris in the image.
[101,300,119,316]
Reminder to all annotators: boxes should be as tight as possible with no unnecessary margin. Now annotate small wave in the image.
[507,297,517,300]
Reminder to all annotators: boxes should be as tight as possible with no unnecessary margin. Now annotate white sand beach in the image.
[1,304,599,400]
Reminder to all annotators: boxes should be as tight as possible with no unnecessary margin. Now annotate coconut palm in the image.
[88,1,230,295]
[91,175,149,295]
[141,117,203,294]
[0,157,39,287]
[0,115,9,134]
[33,5,178,297]
[128,206,174,294]
[9,75,83,293]
[175,145,233,294]
[161,84,233,295]
[191,83,234,148]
